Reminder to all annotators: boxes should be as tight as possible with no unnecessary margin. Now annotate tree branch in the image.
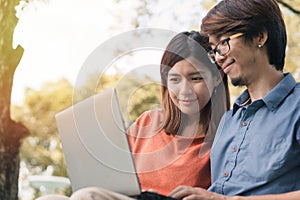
[276,0,300,15]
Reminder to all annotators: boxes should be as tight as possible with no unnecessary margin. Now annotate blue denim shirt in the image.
[208,73,300,196]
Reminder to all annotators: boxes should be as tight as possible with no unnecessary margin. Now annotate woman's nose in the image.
[180,80,193,94]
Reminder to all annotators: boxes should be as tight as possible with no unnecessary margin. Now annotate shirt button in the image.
[242,121,247,126]
[224,172,229,177]
[233,146,238,152]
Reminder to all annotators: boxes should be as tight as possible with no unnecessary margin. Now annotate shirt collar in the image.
[233,90,251,114]
[263,73,296,111]
[233,73,296,114]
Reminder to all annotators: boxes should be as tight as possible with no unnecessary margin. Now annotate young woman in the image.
[126,31,230,196]
[38,31,230,200]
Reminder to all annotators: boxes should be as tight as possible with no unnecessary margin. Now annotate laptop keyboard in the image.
[134,191,179,200]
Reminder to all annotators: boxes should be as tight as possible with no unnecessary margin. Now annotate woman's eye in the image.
[168,77,179,82]
[192,77,203,81]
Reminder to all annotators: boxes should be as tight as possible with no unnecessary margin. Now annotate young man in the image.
[169,0,300,199]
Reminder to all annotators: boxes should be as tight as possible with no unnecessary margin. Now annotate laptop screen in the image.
[55,88,141,196]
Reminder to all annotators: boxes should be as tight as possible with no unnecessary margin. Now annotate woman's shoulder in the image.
[127,109,165,137]
[135,108,165,126]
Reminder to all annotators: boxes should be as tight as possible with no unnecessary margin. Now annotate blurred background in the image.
[0,0,299,199]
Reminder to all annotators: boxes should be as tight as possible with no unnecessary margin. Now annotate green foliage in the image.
[114,74,161,123]
[12,1,300,199]
[13,73,160,198]
[75,72,161,124]
[282,5,300,81]
[12,78,73,197]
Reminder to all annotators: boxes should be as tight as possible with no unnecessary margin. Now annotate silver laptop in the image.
[55,88,141,196]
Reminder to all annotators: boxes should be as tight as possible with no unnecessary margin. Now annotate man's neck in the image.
[247,69,284,101]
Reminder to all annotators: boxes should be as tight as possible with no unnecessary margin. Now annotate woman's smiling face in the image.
[167,58,216,116]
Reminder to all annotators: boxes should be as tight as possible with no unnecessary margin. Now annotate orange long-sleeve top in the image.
[127,109,211,196]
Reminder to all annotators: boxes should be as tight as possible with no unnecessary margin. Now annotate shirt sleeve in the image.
[296,117,300,145]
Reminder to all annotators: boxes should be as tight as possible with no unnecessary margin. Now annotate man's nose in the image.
[215,52,226,66]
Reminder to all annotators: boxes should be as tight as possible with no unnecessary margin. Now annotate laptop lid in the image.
[55,88,141,196]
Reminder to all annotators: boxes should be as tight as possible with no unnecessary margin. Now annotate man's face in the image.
[209,34,261,87]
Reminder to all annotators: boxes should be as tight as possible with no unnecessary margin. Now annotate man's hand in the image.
[169,186,231,200]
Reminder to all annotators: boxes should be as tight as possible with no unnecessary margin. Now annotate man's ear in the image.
[257,32,268,47]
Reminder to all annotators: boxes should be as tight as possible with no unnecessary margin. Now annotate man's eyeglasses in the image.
[208,33,244,63]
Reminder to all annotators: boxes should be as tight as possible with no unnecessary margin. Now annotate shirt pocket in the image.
[237,133,289,182]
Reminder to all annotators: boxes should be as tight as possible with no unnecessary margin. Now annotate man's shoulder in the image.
[290,82,300,100]
[295,82,300,89]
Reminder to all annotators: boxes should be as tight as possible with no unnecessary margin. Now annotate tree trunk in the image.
[0,0,29,199]
[0,113,28,199]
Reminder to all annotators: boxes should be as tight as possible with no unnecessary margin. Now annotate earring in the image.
[258,44,263,48]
